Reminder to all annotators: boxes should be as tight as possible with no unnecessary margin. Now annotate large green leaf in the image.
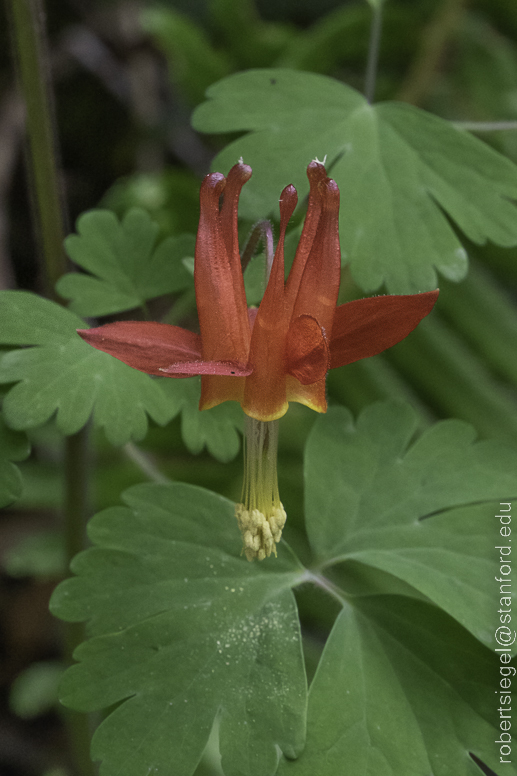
[304,402,517,648]
[193,69,517,293]
[51,483,306,776]
[0,292,243,458]
[50,401,516,775]
[279,596,512,776]
[0,413,30,508]
[57,209,194,317]
[0,292,172,445]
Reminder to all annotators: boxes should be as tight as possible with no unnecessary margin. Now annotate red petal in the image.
[77,321,203,377]
[285,161,327,313]
[329,290,440,369]
[291,174,341,337]
[242,186,298,420]
[286,314,329,384]
[220,162,253,285]
[195,170,250,364]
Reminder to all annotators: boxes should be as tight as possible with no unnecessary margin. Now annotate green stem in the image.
[124,442,172,484]
[62,429,95,776]
[240,219,274,275]
[7,1,95,773]
[364,4,383,103]
[396,0,467,106]
[301,570,349,607]
[63,428,91,565]
[6,0,68,295]
[453,120,517,132]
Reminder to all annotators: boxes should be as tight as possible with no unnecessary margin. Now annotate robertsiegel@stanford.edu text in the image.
[495,502,514,765]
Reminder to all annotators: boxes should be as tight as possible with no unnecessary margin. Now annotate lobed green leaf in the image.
[58,209,194,317]
[0,292,242,458]
[193,69,517,293]
[50,401,517,774]
[304,402,517,648]
[0,292,172,445]
[160,378,242,462]
[51,483,306,776]
[0,413,30,508]
[279,596,512,776]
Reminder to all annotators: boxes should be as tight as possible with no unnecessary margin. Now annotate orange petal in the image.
[291,175,341,337]
[286,314,329,385]
[220,162,253,285]
[329,290,440,369]
[242,186,298,421]
[284,161,327,314]
[195,170,250,364]
[77,322,203,377]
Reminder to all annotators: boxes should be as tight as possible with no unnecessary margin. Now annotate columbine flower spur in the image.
[79,160,439,560]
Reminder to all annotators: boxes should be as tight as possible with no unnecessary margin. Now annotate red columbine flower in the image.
[78,161,439,560]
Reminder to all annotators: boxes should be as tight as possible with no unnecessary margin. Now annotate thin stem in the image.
[6,0,90,585]
[364,4,383,104]
[6,0,68,296]
[300,570,349,607]
[240,219,274,277]
[7,2,95,773]
[7,0,92,566]
[263,223,275,283]
[124,442,172,484]
[63,428,91,565]
[62,429,96,776]
[396,0,467,106]
[453,120,517,132]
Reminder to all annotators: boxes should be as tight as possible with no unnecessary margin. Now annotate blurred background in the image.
[0,0,516,774]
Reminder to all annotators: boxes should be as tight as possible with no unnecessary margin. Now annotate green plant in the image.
[2,1,516,775]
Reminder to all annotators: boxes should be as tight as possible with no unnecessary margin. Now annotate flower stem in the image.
[396,0,467,106]
[364,3,384,104]
[302,570,349,607]
[124,442,172,484]
[241,219,274,279]
[6,0,68,296]
[453,120,517,132]
[6,1,94,773]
